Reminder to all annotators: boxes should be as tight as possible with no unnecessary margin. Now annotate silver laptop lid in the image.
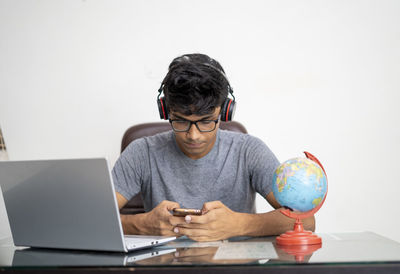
[0,158,127,252]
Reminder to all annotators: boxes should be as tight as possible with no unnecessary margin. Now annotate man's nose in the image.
[186,123,201,140]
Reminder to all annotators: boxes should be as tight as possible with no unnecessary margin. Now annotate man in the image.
[113,53,315,241]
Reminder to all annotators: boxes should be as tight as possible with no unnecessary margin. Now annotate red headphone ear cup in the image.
[221,98,235,121]
[157,97,169,120]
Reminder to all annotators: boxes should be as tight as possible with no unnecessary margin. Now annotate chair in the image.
[119,121,248,214]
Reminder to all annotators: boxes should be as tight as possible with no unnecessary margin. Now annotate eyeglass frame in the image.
[168,115,221,132]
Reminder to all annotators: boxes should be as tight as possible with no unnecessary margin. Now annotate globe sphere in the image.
[272,157,327,212]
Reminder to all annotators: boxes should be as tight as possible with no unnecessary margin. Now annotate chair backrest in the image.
[119,121,248,214]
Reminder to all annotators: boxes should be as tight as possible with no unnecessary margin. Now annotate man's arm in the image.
[237,192,315,237]
[116,192,180,236]
[116,192,145,235]
[170,192,315,242]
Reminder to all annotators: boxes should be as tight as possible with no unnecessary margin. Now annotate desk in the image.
[1,232,400,273]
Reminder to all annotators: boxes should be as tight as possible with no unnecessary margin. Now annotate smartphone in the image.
[172,208,202,217]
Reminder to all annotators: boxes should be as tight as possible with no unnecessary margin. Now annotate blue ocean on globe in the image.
[272,157,327,212]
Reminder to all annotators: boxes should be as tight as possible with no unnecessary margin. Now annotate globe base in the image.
[276,218,322,246]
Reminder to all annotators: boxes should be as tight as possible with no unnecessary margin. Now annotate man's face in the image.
[169,107,221,160]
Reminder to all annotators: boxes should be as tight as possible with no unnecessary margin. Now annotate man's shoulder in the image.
[219,128,247,139]
[219,129,263,146]
[124,130,174,153]
[144,130,174,146]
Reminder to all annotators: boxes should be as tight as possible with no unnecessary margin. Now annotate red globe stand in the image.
[276,217,322,245]
[276,152,328,249]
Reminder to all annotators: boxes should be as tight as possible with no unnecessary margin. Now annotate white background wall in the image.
[1,0,399,242]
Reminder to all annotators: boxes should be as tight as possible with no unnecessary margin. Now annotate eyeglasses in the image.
[169,116,220,132]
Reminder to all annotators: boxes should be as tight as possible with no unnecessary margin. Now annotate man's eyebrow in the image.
[172,114,214,120]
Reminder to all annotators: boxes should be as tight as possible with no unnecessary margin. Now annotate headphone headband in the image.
[156,56,236,121]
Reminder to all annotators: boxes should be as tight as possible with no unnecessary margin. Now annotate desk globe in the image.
[272,152,327,246]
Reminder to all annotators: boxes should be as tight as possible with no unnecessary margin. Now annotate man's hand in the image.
[170,201,242,242]
[120,192,314,239]
[121,200,180,236]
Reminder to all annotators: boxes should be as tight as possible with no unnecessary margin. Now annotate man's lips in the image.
[184,142,204,148]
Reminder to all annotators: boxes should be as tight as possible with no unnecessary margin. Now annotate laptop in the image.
[0,158,176,253]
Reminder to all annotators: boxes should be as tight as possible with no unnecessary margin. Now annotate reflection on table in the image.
[1,232,400,268]
[12,247,177,267]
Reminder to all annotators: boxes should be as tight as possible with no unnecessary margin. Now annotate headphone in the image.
[156,61,236,121]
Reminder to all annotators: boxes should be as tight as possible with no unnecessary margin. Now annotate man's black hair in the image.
[162,53,230,116]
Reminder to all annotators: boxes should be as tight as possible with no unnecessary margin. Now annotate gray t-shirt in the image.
[112,129,280,213]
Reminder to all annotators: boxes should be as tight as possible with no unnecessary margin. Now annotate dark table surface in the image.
[1,231,400,273]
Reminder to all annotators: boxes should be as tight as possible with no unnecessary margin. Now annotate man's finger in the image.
[182,214,209,224]
[161,200,180,211]
[174,226,208,237]
[169,213,210,226]
[168,215,186,226]
[176,223,207,230]
[202,200,224,213]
